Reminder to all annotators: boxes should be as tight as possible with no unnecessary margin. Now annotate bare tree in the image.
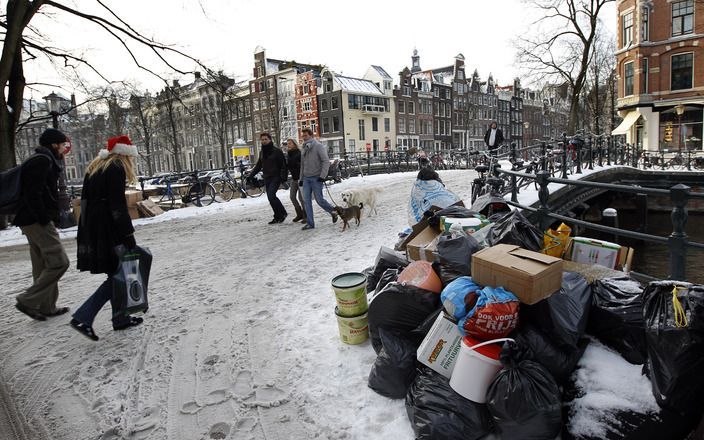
[129,92,154,176]
[155,85,184,172]
[516,0,615,133]
[583,32,616,135]
[199,70,235,167]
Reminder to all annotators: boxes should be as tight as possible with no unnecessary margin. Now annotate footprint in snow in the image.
[232,370,254,398]
[207,422,231,439]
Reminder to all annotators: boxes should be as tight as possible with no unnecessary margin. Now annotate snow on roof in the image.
[370,65,392,79]
[334,75,383,95]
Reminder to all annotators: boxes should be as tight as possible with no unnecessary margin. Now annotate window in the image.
[332,96,339,109]
[373,139,379,152]
[399,118,406,133]
[333,117,340,132]
[408,102,415,114]
[372,117,379,132]
[311,120,317,134]
[672,0,694,37]
[384,118,390,132]
[358,119,365,140]
[671,53,693,90]
[323,118,330,134]
[622,11,634,47]
[348,95,359,109]
[641,7,649,41]
[403,86,412,96]
[642,58,649,94]
[398,101,405,113]
[321,99,328,111]
[409,118,416,134]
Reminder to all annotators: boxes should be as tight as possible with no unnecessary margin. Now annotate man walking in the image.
[249,132,288,224]
[483,121,504,154]
[13,128,71,321]
[299,128,337,230]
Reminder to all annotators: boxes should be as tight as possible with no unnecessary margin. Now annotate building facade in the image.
[614,0,704,151]
[295,70,321,142]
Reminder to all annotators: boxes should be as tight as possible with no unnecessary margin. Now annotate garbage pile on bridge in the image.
[345,179,704,439]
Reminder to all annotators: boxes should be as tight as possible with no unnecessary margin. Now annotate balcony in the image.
[361,104,386,114]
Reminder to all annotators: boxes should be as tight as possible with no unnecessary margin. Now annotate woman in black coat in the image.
[286,138,306,223]
[70,135,143,341]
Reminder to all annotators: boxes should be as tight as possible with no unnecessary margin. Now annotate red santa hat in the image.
[99,135,138,159]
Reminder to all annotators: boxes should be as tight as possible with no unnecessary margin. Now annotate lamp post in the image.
[44,92,74,228]
[523,121,530,153]
[675,104,685,153]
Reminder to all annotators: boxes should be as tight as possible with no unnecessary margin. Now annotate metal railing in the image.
[497,166,704,281]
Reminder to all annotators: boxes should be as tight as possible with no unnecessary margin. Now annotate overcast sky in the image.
[24,0,616,101]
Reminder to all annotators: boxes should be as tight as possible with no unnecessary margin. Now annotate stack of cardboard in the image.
[124,190,142,220]
[136,199,164,217]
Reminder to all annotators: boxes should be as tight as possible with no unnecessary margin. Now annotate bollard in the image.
[511,173,518,203]
[561,133,569,179]
[541,141,548,172]
[602,207,619,243]
[536,170,552,231]
[587,135,594,170]
[576,138,583,174]
[669,184,690,281]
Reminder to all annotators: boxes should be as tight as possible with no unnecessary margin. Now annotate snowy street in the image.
[0,170,475,440]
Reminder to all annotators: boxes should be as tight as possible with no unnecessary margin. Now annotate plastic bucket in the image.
[449,337,514,403]
[397,261,442,294]
[335,307,369,345]
[332,272,368,317]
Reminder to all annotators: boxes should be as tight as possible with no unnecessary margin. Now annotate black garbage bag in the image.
[437,233,483,285]
[521,271,591,348]
[426,206,480,229]
[509,323,587,385]
[487,209,543,252]
[375,268,399,295]
[406,366,493,440]
[367,247,409,293]
[408,307,443,347]
[368,329,418,399]
[644,281,704,415]
[487,343,562,440]
[588,277,647,365]
[368,282,440,354]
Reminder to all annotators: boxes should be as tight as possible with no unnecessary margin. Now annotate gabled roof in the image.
[335,75,383,95]
[370,65,392,79]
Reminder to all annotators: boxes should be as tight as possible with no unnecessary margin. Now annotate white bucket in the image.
[449,337,514,403]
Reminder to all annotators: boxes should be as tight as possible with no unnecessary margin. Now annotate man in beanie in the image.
[12,128,71,321]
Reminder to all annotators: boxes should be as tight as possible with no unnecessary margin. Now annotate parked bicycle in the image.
[211,165,264,201]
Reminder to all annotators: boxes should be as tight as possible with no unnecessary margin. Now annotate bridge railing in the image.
[497,167,704,281]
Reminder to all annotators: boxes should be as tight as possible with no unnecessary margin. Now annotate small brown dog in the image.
[333,203,363,231]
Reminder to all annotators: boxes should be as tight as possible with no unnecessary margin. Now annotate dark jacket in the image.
[484,128,504,150]
[250,143,287,181]
[12,147,62,226]
[287,148,302,180]
[77,162,134,275]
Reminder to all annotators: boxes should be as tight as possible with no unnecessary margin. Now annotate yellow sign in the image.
[664,122,673,143]
[231,146,250,157]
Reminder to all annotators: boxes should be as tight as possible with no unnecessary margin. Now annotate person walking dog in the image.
[249,133,288,224]
[70,135,144,341]
[13,128,71,321]
[286,138,306,223]
[299,128,337,230]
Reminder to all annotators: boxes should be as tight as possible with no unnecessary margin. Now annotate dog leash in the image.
[324,180,340,206]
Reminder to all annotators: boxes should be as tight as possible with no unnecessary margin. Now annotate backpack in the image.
[0,154,50,216]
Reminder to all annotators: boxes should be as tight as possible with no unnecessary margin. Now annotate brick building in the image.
[614,0,704,151]
[295,70,321,142]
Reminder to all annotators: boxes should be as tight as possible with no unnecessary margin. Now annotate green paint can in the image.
[335,307,369,345]
[331,272,369,317]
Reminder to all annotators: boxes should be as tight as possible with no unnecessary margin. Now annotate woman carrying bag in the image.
[70,135,144,341]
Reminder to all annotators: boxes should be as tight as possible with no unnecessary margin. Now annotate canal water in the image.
[616,211,704,284]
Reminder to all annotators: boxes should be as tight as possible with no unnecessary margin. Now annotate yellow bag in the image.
[543,223,572,257]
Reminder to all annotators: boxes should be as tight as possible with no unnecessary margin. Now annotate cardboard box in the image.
[406,226,441,262]
[471,244,563,305]
[417,312,463,378]
[136,199,164,217]
[397,202,465,252]
[565,237,634,271]
[124,190,142,207]
[441,216,490,235]
[128,206,140,220]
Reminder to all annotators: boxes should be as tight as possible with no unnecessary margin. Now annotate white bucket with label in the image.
[449,337,514,403]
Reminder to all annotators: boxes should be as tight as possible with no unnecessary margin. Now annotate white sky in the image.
[23,0,616,101]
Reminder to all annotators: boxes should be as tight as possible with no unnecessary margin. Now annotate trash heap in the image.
[349,204,704,440]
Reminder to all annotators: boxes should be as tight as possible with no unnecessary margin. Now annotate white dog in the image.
[340,187,383,217]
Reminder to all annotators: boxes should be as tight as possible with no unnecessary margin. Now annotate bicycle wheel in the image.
[244,181,264,198]
[158,191,175,210]
[217,181,236,202]
[188,182,216,207]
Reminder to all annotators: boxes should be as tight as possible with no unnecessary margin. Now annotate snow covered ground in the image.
[0,168,668,440]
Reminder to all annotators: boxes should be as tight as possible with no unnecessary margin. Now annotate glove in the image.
[298,181,303,187]
[124,234,137,250]
[317,177,326,183]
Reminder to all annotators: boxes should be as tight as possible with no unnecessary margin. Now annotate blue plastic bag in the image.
[459,286,520,340]
[440,276,481,320]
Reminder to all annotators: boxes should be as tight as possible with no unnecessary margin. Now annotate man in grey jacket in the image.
[298,128,337,230]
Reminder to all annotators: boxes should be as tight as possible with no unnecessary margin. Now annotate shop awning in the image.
[611,110,642,135]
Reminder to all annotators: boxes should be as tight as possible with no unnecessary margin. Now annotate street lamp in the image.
[675,104,685,152]
[43,92,74,228]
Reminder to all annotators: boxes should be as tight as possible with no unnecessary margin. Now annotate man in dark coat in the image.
[483,121,504,154]
[249,132,288,224]
[12,128,71,321]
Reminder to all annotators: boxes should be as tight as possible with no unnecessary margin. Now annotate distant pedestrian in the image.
[299,128,337,230]
[484,121,504,154]
[286,138,306,223]
[249,133,288,224]
[13,128,71,321]
[70,135,143,341]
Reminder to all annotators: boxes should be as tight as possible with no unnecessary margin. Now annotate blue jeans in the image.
[302,176,335,227]
[73,277,129,327]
